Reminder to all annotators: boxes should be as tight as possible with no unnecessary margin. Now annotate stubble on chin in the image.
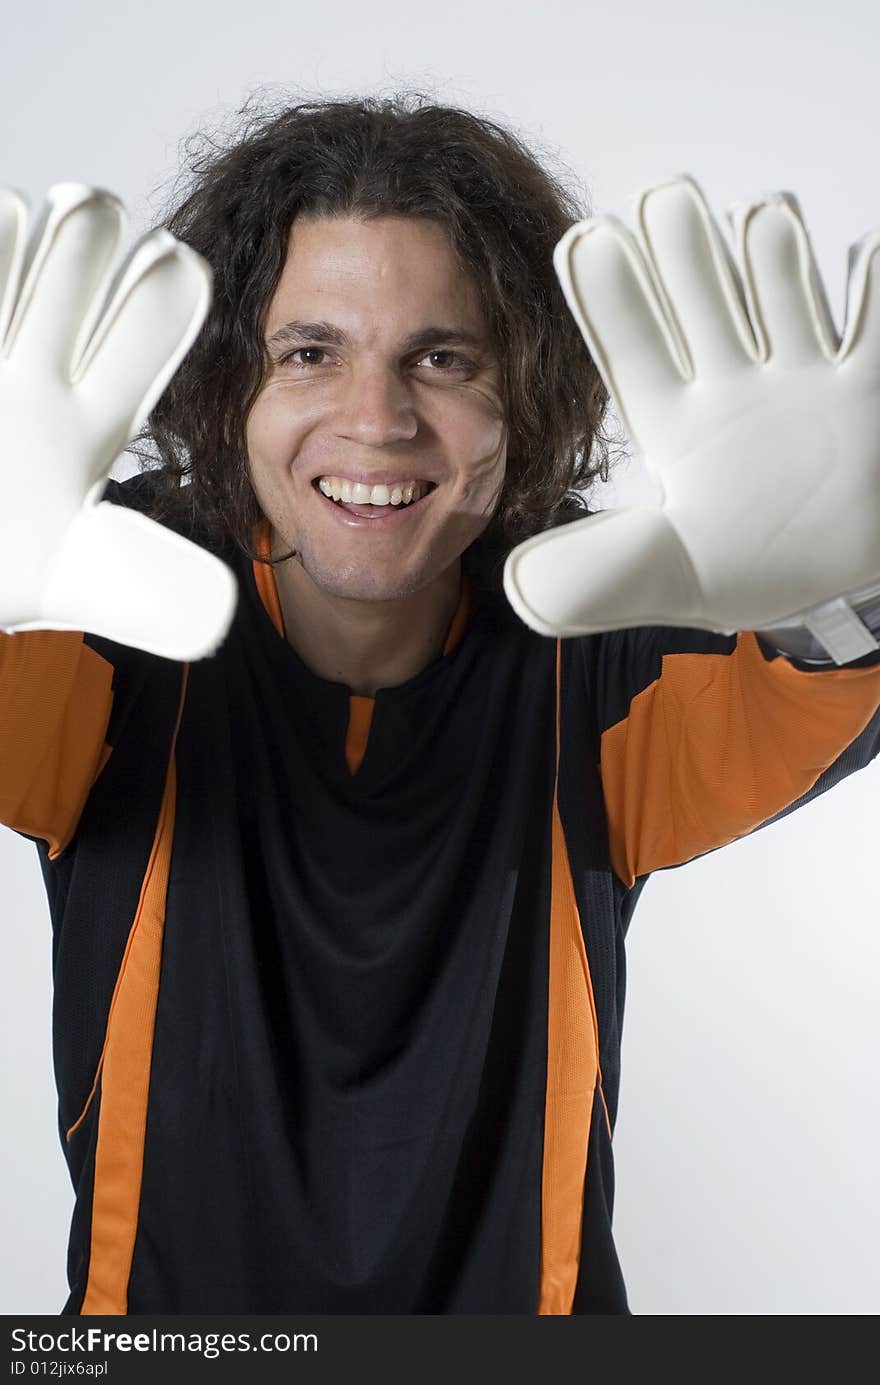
[292,548,435,604]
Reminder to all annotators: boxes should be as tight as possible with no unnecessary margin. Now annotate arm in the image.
[0,185,235,856]
[0,628,114,858]
[0,473,184,860]
[583,621,880,889]
[503,175,880,884]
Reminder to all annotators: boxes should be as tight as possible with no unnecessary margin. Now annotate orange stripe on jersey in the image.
[601,629,880,889]
[252,520,286,638]
[79,663,190,1315]
[442,576,473,656]
[0,630,115,859]
[345,696,375,774]
[537,640,610,1315]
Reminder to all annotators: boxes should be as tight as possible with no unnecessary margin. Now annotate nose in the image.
[334,362,419,446]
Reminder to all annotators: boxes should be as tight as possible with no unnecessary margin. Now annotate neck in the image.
[270,545,464,696]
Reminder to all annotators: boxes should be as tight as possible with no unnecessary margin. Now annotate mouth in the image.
[311,476,438,522]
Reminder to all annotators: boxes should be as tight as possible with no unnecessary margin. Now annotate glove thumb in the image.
[503,507,704,637]
[29,501,238,660]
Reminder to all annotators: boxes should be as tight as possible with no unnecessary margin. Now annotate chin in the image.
[298,550,439,604]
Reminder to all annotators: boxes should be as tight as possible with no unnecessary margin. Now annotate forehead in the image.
[264,214,487,332]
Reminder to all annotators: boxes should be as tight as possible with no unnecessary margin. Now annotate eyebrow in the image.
[265,320,489,354]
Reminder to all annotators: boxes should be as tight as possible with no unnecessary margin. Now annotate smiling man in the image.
[2,91,880,1318]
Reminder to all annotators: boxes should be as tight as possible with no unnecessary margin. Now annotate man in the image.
[1,93,879,1315]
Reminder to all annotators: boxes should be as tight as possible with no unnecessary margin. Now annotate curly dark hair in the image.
[133,88,612,587]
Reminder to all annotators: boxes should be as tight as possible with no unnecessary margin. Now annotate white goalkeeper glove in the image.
[503,175,880,664]
[0,183,237,660]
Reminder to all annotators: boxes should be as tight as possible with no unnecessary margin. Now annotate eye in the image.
[416,349,473,373]
[278,346,332,368]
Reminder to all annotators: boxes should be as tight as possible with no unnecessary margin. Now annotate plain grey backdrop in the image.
[2,0,878,1316]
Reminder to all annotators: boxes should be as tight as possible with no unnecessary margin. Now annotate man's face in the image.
[246,214,508,602]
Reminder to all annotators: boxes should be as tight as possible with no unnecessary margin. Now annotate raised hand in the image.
[503,176,880,659]
[0,183,237,659]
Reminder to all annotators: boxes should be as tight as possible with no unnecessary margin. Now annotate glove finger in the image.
[554,216,687,449]
[637,176,757,376]
[840,228,880,367]
[37,501,237,660]
[4,185,124,376]
[75,232,212,468]
[503,507,702,637]
[735,194,838,365]
[0,189,28,344]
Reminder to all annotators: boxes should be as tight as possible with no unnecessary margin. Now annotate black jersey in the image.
[2,472,880,1315]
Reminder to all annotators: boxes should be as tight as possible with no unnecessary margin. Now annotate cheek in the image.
[436,394,507,487]
[246,391,299,469]
[245,396,304,527]
[456,414,508,507]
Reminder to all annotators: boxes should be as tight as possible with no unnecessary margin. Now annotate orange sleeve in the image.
[0,629,115,860]
[600,630,880,889]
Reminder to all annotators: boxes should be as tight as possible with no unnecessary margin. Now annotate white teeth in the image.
[316,477,430,507]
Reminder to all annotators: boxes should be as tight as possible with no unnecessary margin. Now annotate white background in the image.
[2,0,879,1315]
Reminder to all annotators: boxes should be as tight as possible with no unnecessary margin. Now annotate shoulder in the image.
[99,470,235,561]
[100,468,163,509]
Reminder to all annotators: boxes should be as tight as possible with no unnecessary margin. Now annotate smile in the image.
[312,476,437,523]
[316,477,434,506]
